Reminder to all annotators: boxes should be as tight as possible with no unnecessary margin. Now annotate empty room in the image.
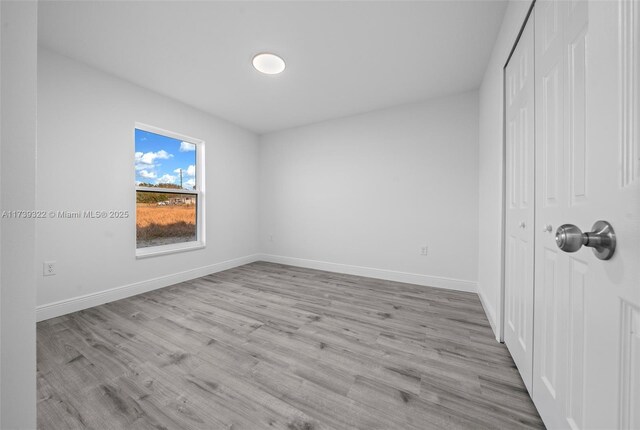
[0,0,638,429]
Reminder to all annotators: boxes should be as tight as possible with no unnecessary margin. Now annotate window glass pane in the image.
[135,128,196,190]
[136,191,197,248]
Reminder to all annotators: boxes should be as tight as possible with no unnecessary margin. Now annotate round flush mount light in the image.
[252,53,286,75]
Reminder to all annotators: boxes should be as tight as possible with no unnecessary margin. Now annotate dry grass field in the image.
[136,204,196,246]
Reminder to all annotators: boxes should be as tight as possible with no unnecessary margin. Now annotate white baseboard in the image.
[36,253,479,322]
[477,285,500,341]
[257,254,477,293]
[36,254,260,322]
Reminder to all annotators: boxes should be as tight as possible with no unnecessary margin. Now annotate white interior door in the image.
[533,0,640,428]
[504,14,535,393]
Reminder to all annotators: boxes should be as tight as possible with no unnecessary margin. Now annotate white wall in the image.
[477,0,532,337]
[1,1,38,427]
[259,91,479,291]
[36,49,260,319]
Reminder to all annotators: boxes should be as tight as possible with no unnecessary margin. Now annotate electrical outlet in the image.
[43,261,56,276]
[420,246,428,256]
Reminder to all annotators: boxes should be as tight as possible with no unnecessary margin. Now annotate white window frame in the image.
[135,122,205,258]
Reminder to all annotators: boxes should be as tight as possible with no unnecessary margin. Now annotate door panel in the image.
[533,1,640,428]
[504,14,535,393]
[540,247,560,399]
[619,0,638,189]
[542,64,561,206]
[568,27,587,205]
[620,302,640,430]
[567,257,586,430]
[534,1,569,427]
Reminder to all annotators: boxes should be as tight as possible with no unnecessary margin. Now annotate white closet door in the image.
[504,14,535,393]
[533,0,640,428]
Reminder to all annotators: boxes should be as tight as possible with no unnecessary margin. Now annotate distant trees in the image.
[144,183,182,189]
[136,183,190,204]
[137,192,168,204]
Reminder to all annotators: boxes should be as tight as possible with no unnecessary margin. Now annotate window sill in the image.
[136,241,205,259]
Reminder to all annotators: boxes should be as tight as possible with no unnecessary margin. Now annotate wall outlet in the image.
[420,246,428,256]
[43,261,56,276]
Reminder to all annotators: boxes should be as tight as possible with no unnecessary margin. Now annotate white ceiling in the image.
[38,1,507,134]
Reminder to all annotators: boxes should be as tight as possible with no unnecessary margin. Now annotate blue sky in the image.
[135,129,196,190]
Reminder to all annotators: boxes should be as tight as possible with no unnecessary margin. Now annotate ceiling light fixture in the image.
[252,53,286,75]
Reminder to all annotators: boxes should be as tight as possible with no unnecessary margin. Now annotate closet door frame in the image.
[502,10,536,393]
[499,0,537,343]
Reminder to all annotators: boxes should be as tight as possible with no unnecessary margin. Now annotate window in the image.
[135,123,204,257]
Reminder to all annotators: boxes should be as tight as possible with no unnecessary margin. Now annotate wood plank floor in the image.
[37,262,544,429]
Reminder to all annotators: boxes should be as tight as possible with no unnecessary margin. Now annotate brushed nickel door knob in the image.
[555,224,584,252]
[555,221,616,260]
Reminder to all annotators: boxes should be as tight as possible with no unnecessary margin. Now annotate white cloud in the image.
[183,178,196,189]
[173,165,196,177]
[138,169,157,179]
[135,150,173,165]
[157,174,176,184]
[180,142,196,152]
[135,163,154,171]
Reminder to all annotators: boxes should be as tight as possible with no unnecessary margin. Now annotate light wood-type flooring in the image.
[37,262,544,429]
